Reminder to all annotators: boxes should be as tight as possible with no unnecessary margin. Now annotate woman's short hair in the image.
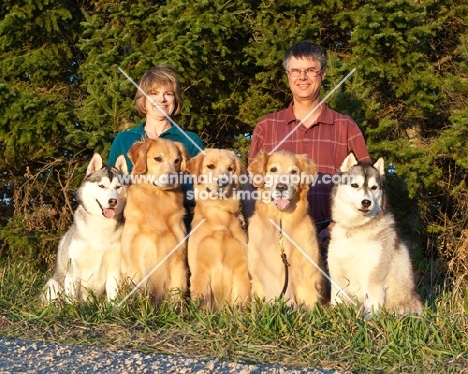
[282,41,327,71]
[134,64,183,117]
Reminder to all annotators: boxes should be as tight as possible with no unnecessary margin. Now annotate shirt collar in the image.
[134,121,184,138]
[159,124,183,138]
[286,102,334,126]
[130,122,146,135]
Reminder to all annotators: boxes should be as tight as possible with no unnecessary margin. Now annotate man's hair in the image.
[282,41,327,71]
[134,64,183,117]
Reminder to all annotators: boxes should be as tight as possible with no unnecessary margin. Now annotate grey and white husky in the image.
[43,153,127,303]
[328,152,423,316]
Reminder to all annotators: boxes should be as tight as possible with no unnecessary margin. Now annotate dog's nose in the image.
[217,176,229,188]
[276,183,288,192]
[361,199,371,208]
[108,198,117,207]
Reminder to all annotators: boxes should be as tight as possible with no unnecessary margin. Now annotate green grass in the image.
[0,258,467,373]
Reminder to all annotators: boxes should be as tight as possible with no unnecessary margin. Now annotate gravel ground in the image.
[0,338,340,373]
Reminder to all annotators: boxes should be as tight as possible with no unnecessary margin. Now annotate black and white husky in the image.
[328,152,423,316]
[43,153,127,303]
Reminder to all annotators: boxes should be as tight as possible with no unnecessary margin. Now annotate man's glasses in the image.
[286,68,322,78]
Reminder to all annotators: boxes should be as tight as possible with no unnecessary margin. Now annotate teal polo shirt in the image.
[108,122,204,171]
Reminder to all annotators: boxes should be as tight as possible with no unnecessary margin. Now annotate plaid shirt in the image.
[248,102,370,223]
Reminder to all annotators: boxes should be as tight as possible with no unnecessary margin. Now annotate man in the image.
[245,40,370,246]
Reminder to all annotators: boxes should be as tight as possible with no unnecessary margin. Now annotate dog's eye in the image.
[174,158,181,164]
[270,167,277,172]
[153,157,163,162]
[207,164,215,170]
[351,183,359,188]
[371,185,378,190]
[227,166,234,172]
[98,184,105,189]
[291,170,297,175]
[116,185,122,190]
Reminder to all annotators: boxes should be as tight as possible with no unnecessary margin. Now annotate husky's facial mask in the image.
[80,153,128,218]
[336,152,385,217]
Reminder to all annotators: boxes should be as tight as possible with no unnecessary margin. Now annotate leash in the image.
[278,219,290,297]
[315,219,333,232]
[233,210,247,232]
[276,218,332,298]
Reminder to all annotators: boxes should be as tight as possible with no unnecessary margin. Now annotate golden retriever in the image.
[247,150,325,308]
[187,149,250,309]
[121,138,190,303]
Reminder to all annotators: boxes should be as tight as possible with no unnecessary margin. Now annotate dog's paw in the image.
[363,299,380,319]
[42,279,61,305]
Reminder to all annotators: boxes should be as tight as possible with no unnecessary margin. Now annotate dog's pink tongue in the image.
[102,208,115,219]
[274,199,290,210]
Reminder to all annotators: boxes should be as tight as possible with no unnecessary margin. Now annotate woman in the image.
[109,64,204,229]
[108,64,204,170]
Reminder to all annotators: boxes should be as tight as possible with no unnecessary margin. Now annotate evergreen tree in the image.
[77,0,253,154]
[0,0,466,283]
[0,0,86,262]
[0,0,86,168]
[237,0,468,281]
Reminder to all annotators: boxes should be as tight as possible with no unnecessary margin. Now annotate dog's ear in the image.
[128,141,147,174]
[114,154,128,175]
[87,153,103,175]
[340,151,359,172]
[186,151,204,176]
[234,154,248,178]
[174,141,190,173]
[373,157,385,176]
[295,153,317,186]
[248,150,268,188]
